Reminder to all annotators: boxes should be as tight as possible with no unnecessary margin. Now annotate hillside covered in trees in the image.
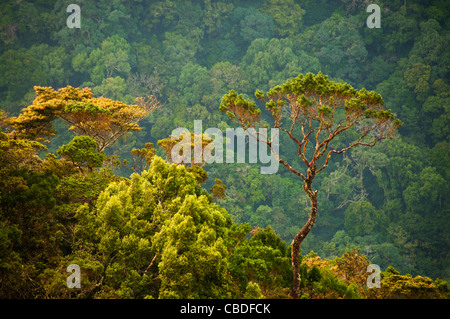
[0,0,448,299]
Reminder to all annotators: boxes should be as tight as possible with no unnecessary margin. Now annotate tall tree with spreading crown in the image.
[219,72,402,298]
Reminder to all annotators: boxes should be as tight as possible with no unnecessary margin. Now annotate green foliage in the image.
[241,38,318,90]
[57,136,106,172]
[72,35,133,85]
[93,76,128,102]
[298,251,363,299]
[366,266,449,299]
[228,226,291,297]
[261,0,305,37]
[227,6,275,45]
[210,178,227,201]
[344,201,387,237]
[244,281,264,299]
[177,63,213,107]
[0,0,448,299]
[295,13,368,83]
[63,156,234,298]
[154,194,231,298]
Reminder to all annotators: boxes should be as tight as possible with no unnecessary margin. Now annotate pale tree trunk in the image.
[290,181,318,299]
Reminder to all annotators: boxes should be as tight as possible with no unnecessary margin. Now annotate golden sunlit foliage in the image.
[7,86,160,151]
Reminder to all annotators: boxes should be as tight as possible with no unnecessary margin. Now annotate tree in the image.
[65,156,232,298]
[177,63,213,107]
[408,19,449,79]
[349,146,388,200]
[241,38,310,90]
[261,0,305,37]
[157,132,213,167]
[153,194,232,298]
[382,7,418,52]
[224,6,274,48]
[0,48,47,110]
[130,142,157,173]
[422,79,450,144]
[219,72,401,298]
[294,13,367,83]
[6,85,160,152]
[297,251,360,299]
[344,201,387,237]
[72,35,133,85]
[52,0,141,51]
[57,136,106,173]
[404,63,431,102]
[228,226,291,297]
[365,266,448,299]
[93,76,128,101]
[162,31,200,77]
[210,178,227,201]
[202,0,234,35]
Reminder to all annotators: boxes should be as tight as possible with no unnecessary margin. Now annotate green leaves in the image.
[254,89,265,100]
[219,90,261,127]
[220,90,258,113]
[261,0,305,37]
[72,34,133,85]
[155,195,231,298]
[241,38,305,90]
[64,101,109,116]
[0,0,447,300]
[228,226,291,295]
[57,136,106,172]
[344,201,387,237]
[70,156,236,298]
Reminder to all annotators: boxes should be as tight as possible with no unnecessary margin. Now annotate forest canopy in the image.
[0,0,448,299]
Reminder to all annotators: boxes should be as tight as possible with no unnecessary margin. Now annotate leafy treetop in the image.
[7,86,160,152]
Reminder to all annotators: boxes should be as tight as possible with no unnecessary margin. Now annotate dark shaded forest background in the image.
[0,0,448,298]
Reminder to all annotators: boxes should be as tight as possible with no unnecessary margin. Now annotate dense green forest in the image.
[0,0,449,299]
